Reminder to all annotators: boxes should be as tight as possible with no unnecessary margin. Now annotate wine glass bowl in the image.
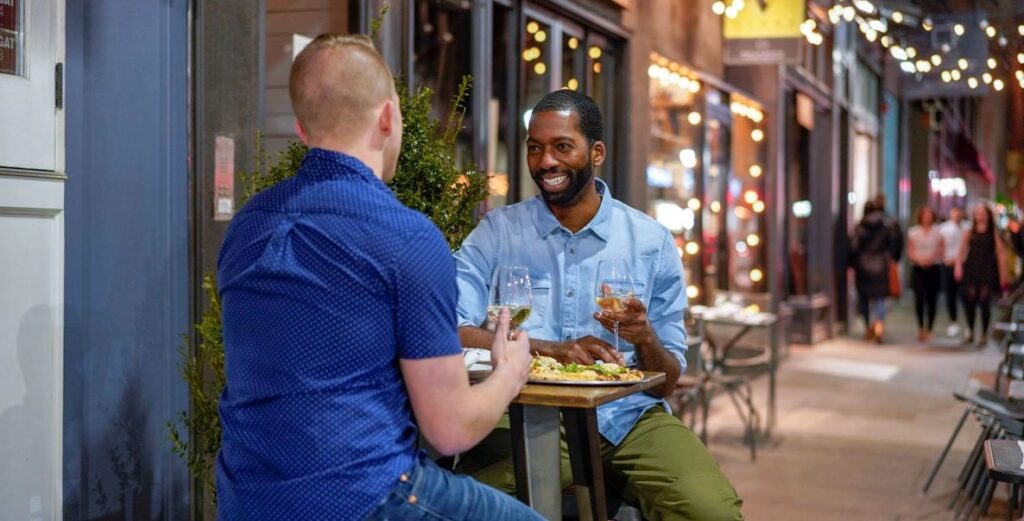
[595,260,636,352]
[488,266,533,334]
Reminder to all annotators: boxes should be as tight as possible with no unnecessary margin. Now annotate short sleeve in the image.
[648,231,688,371]
[454,216,499,329]
[394,225,463,360]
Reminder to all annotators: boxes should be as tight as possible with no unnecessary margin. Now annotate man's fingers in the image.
[494,307,511,339]
[571,344,596,365]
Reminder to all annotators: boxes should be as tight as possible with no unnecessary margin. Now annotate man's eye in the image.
[527,145,541,153]
[556,143,572,152]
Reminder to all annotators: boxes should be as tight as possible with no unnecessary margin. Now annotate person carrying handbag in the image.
[850,201,898,343]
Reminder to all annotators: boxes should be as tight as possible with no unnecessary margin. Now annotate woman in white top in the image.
[907,206,945,341]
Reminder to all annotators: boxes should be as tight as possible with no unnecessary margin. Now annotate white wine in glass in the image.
[489,266,533,336]
[595,259,636,351]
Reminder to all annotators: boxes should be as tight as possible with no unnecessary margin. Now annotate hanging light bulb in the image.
[907,47,917,59]
[983,72,992,84]
[994,79,1005,91]
[751,129,764,142]
[967,77,979,89]
[954,24,965,36]
[1018,53,1024,64]
[958,58,969,70]
[988,57,997,69]
[688,112,702,125]
[931,54,942,66]
[842,6,855,22]
[985,26,997,38]
[951,69,962,81]
[923,17,934,31]
[891,11,903,24]
[712,1,726,15]
[941,70,951,83]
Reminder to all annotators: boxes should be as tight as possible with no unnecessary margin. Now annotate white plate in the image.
[526,377,642,386]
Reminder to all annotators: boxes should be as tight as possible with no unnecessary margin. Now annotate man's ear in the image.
[294,119,308,144]
[379,100,395,136]
[591,140,607,167]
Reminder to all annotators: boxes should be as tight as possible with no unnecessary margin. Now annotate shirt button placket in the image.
[564,237,577,340]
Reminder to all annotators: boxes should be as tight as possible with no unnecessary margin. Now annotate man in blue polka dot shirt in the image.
[215,34,543,521]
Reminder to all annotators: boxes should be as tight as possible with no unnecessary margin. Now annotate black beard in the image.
[530,161,594,207]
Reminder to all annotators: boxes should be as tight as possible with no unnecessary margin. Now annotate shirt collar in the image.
[299,147,380,184]
[535,178,614,242]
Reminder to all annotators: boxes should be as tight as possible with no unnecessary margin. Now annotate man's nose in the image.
[539,149,559,170]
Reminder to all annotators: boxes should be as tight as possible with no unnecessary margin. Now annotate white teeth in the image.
[544,175,567,186]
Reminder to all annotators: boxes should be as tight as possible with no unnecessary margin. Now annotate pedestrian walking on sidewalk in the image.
[907,206,945,342]
[851,201,898,343]
[955,204,1009,347]
[938,206,968,336]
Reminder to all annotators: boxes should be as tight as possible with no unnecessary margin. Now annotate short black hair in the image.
[531,89,603,145]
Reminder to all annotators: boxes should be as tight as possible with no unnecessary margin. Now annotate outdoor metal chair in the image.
[995,304,1024,393]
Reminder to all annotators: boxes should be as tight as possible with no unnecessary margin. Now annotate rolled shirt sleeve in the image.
[647,231,689,372]
[454,216,498,329]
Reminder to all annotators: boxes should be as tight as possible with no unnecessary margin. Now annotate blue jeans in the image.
[366,454,543,521]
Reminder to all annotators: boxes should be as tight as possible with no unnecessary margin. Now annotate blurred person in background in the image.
[955,204,1008,347]
[907,206,945,342]
[938,206,968,336]
[851,201,898,343]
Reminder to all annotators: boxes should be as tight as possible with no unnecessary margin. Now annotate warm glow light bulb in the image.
[892,11,903,24]
[527,21,539,34]
[688,112,702,125]
[951,69,962,81]
[710,201,722,213]
[931,55,942,66]
[994,79,1005,91]
[750,269,764,283]
[983,72,992,84]
[954,24,965,36]
[712,1,726,15]
[751,129,764,142]
[967,77,978,89]
[688,198,702,211]
[988,57,997,69]
[744,190,759,205]
[687,285,700,299]
[589,46,602,60]
[749,165,762,178]
[746,234,760,246]
[685,242,700,256]
[752,201,765,213]
[958,58,969,70]
[534,62,547,75]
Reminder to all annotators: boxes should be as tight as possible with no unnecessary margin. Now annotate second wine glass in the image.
[595,259,636,352]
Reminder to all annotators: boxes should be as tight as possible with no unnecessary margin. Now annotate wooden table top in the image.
[511,372,666,408]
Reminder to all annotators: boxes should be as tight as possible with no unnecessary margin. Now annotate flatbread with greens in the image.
[529,356,643,383]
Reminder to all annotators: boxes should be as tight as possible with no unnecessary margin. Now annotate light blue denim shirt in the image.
[454,180,688,445]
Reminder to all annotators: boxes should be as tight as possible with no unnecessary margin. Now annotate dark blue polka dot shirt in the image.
[215,148,463,520]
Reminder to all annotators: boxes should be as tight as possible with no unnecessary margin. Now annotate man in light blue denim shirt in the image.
[454,90,743,521]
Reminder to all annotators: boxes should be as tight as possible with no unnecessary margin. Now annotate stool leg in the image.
[564,407,607,521]
[925,405,971,493]
[1009,483,1018,521]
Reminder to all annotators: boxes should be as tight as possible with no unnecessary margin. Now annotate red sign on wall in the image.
[0,31,15,75]
[0,0,17,32]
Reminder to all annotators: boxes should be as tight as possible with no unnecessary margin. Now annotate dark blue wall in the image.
[65,1,190,519]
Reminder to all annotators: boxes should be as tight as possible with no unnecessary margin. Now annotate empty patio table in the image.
[509,372,666,521]
[690,306,780,433]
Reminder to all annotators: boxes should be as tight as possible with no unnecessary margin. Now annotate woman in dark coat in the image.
[955,204,1008,346]
[851,201,896,342]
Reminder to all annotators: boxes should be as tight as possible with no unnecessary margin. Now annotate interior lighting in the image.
[994,79,1005,91]
[988,57,997,69]
[967,77,978,89]
[527,21,539,34]
[589,46,602,60]
[751,129,765,142]
[958,58,969,70]
[679,149,698,169]
[535,30,547,42]
[750,269,764,283]
[725,5,739,19]
[688,112,702,125]
[687,198,702,211]
[746,233,761,246]
[923,18,933,31]
[685,242,700,256]
[752,200,766,213]
[749,165,763,177]
[951,69,962,81]
[593,63,602,74]
[710,201,722,213]
[712,1,726,15]
[743,190,759,204]
[688,80,701,93]
[567,78,579,90]
[534,62,547,75]
[687,285,700,299]
[931,55,942,66]
[568,37,579,50]
[954,24,965,36]
[891,11,903,24]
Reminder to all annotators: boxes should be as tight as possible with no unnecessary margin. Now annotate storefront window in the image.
[413,0,474,168]
[588,35,616,183]
[786,92,813,296]
[703,99,731,296]
[647,54,704,303]
[486,4,516,210]
[0,0,23,76]
[727,94,768,293]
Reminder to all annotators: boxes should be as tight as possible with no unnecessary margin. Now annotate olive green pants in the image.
[455,408,744,521]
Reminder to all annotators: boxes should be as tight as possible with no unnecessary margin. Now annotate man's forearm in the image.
[633,332,681,397]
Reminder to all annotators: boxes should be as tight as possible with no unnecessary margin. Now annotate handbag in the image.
[888,260,901,298]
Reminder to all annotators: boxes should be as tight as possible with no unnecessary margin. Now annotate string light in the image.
[746,234,760,247]
[958,58,969,70]
[891,11,903,24]
[988,58,997,69]
[526,21,539,34]
[685,242,700,255]
[967,77,979,89]
[994,79,1005,91]
[923,17,933,31]
[743,190,759,204]
[535,30,547,42]
[951,69,962,81]
[751,129,765,142]
[954,24,965,36]
[712,1,726,15]
[749,165,762,178]
[687,285,700,299]
[688,112,702,125]
[588,46,602,60]
[568,37,579,50]
[1018,53,1024,65]
[907,47,917,59]
[931,55,942,67]
[985,26,996,39]
[941,70,951,83]
[750,269,764,283]
[983,72,992,85]
[534,62,547,75]
[752,201,766,213]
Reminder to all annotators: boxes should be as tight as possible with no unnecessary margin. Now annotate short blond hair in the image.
[289,34,395,143]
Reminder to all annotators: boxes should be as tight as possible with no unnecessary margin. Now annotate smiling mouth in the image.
[541,173,569,191]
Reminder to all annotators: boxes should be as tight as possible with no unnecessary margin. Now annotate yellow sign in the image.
[724,0,805,39]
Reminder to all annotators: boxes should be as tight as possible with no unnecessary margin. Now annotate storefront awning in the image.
[952,132,993,184]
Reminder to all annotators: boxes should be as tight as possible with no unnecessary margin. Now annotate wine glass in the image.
[595,259,636,352]
[488,266,533,338]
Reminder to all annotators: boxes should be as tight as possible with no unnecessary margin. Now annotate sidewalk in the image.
[703,301,1006,520]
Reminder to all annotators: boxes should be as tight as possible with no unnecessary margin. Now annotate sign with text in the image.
[0,0,17,31]
[724,0,805,65]
[214,136,235,221]
[0,30,16,75]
